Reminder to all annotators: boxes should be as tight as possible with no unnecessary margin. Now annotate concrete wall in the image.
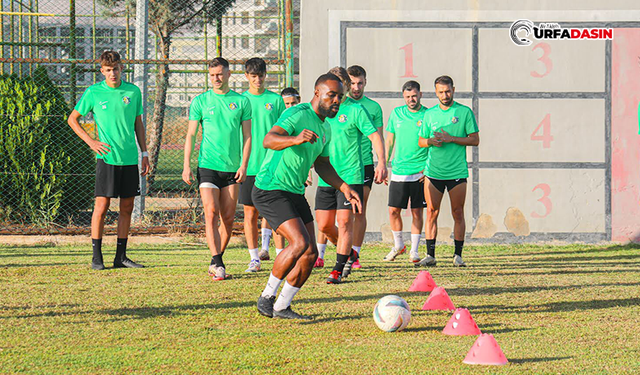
[300,0,640,243]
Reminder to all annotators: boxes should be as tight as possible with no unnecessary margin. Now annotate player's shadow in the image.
[465,297,640,314]
[476,267,640,277]
[95,300,255,321]
[298,314,365,325]
[449,281,640,296]
[474,323,530,334]
[477,244,638,258]
[402,325,442,333]
[0,262,71,268]
[510,356,572,364]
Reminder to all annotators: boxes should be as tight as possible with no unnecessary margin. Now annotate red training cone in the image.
[421,286,455,311]
[442,308,481,335]
[408,271,437,292]
[463,333,508,366]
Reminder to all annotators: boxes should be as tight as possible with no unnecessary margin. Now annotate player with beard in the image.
[255,74,361,319]
[417,75,479,267]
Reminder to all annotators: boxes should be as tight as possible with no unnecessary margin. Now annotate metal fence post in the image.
[132,0,149,222]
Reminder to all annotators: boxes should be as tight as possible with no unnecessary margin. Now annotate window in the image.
[232,12,236,25]
[225,38,229,49]
[255,0,261,5]
[255,17,263,30]
[232,37,236,49]
[255,38,267,53]
[241,12,249,25]
[241,36,249,49]
[96,28,113,43]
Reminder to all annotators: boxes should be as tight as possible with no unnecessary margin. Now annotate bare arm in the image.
[182,119,200,185]
[67,109,111,155]
[314,156,362,213]
[385,131,395,165]
[437,130,479,146]
[235,119,252,183]
[263,125,318,150]
[368,131,388,183]
[134,115,150,176]
[419,136,442,148]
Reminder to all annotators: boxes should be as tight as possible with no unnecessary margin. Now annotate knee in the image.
[203,204,219,221]
[244,207,259,222]
[289,235,310,256]
[452,207,465,222]
[426,207,439,219]
[318,220,334,235]
[93,200,110,217]
[389,208,402,218]
[411,210,424,221]
[120,201,134,215]
[221,210,235,226]
[336,215,352,229]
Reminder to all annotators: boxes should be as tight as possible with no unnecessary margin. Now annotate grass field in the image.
[1,241,639,374]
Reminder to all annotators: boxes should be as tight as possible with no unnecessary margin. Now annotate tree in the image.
[98,0,236,190]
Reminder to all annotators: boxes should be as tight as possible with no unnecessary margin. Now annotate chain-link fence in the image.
[0,0,300,235]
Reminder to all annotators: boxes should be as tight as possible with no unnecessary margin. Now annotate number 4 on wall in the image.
[530,113,553,148]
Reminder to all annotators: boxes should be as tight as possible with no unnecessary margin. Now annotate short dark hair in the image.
[314,73,342,88]
[281,87,300,97]
[209,57,229,69]
[245,57,266,75]
[402,80,420,93]
[328,66,351,87]
[100,51,121,67]
[347,65,366,78]
[434,75,454,87]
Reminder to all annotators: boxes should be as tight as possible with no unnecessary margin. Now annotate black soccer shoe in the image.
[273,306,313,320]
[257,295,276,318]
[342,250,360,279]
[91,261,105,270]
[113,257,144,268]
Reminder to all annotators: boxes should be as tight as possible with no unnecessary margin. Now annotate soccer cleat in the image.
[91,261,105,270]
[342,251,359,279]
[257,295,276,318]
[409,252,421,263]
[383,245,406,261]
[415,254,437,267]
[326,270,342,284]
[245,259,261,273]
[453,254,467,267]
[352,259,362,269]
[113,257,144,268]
[273,306,313,320]
[208,265,231,280]
[258,250,270,261]
[314,258,325,268]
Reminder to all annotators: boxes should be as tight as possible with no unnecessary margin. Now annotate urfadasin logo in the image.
[510,19,534,46]
[510,19,613,46]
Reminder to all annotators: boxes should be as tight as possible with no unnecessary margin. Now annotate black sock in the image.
[426,239,436,257]
[454,240,464,257]
[212,254,225,268]
[92,239,103,263]
[115,238,128,261]
[333,253,349,273]
[349,249,359,262]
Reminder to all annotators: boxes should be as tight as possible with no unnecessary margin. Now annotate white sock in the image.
[261,273,283,297]
[276,248,284,255]
[410,233,421,255]
[261,228,272,251]
[248,248,260,261]
[317,243,327,259]
[273,282,301,311]
[392,231,404,250]
[352,246,361,254]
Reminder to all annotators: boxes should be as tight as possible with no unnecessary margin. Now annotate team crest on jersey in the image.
[338,114,347,123]
[451,116,459,124]
[229,102,238,110]
[265,103,273,111]
[416,120,423,127]
[122,96,130,105]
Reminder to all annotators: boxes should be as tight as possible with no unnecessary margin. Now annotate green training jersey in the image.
[318,97,377,187]
[189,89,252,172]
[255,103,331,195]
[419,101,478,180]
[243,90,285,176]
[386,104,429,176]
[352,95,383,166]
[75,80,143,166]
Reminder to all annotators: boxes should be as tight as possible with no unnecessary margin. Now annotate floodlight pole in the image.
[285,0,293,87]
[132,0,149,222]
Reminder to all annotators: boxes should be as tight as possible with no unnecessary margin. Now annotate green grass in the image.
[1,242,639,374]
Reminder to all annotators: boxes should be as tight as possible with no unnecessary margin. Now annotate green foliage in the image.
[0,68,94,227]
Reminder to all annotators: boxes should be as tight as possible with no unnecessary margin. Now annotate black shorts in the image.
[197,168,237,189]
[363,164,375,188]
[315,185,364,212]
[427,177,467,194]
[388,180,426,209]
[239,175,256,206]
[95,159,140,198]
[252,187,314,231]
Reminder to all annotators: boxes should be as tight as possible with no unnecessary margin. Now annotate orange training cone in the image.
[421,286,455,311]
[442,308,481,335]
[463,333,508,366]
[408,271,437,292]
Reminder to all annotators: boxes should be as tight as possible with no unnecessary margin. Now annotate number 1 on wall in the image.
[400,43,418,78]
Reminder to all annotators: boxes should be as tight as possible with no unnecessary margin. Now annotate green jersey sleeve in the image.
[419,111,432,139]
[355,105,377,137]
[320,126,331,157]
[241,96,252,122]
[465,108,479,134]
[274,106,299,135]
[371,102,384,129]
[275,96,286,118]
[75,87,94,116]
[386,109,398,134]
[134,86,143,116]
[188,96,203,121]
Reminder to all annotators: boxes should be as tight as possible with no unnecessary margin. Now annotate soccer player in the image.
[281,87,301,108]
[183,57,252,280]
[347,65,384,269]
[239,58,286,272]
[67,50,149,270]
[384,80,428,263]
[417,75,479,267]
[255,73,361,319]
[315,67,387,284]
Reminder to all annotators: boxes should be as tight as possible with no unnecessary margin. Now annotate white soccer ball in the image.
[373,295,411,332]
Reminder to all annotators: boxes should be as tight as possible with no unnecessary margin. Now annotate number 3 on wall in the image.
[530,42,552,78]
[531,183,552,218]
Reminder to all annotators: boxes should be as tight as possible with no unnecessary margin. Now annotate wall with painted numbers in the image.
[300,0,640,243]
